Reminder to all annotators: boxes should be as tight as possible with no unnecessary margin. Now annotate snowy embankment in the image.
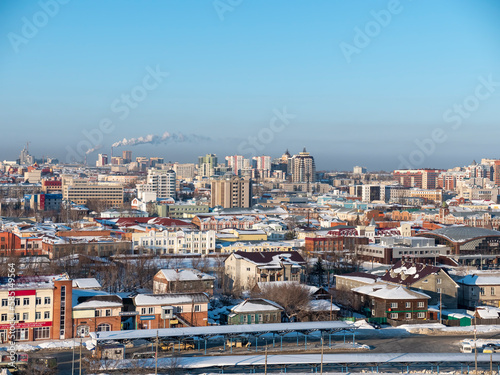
[0,338,91,353]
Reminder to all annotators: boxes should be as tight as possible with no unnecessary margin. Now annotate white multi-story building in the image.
[133,230,216,255]
[147,169,176,199]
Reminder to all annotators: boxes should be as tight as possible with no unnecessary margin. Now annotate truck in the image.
[159,341,195,351]
[226,338,251,348]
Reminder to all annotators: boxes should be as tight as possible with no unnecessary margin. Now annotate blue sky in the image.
[1,0,500,170]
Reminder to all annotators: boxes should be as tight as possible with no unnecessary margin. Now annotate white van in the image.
[460,342,479,353]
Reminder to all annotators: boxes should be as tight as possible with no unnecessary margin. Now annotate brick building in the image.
[305,236,343,253]
[72,295,123,337]
[134,293,209,329]
[0,275,72,343]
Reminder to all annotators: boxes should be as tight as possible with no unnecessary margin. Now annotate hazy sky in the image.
[1,0,500,170]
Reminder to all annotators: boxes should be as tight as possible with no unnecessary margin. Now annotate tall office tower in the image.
[290,148,316,183]
[147,169,177,199]
[198,154,218,177]
[96,154,108,167]
[122,150,132,164]
[210,174,252,208]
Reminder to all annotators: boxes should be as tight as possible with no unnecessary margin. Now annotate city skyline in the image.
[1,1,500,170]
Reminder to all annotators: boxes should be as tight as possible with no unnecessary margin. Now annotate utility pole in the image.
[330,295,333,321]
[474,312,478,374]
[320,336,324,375]
[71,326,75,375]
[439,288,442,325]
[155,330,159,375]
[79,335,82,375]
[264,343,268,375]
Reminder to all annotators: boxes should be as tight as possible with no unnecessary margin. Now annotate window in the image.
[44,297,51,305]
[175,306,183,314]
[390,302,398,308]
[243,315,247,322]
[1,299,7,307]
[44,311,50,319]
[417,312,425,319]
[418,302,424,308]
[480,287,485,296]
[34,327,50,340]
[36,312,41,320]
[405,302,411,308]
[36,297,41,305]
[492,287,496,296]
[437,288,442,294]
[1,314,7,321]
[23,313,28,320]
[14,313,20,321]
[390,313,398,319]
[23,298,29,306]
[194,305,201,312]
[437,278,442,284]
[141,308,146,315]
[15,298,20,306]
[97,323,111,332]
[105,309,111,317]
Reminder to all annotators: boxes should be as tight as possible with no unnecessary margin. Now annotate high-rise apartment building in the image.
[147,169,177,199]
[290,148,316,183]
[210,175,252,208]
[122,150,132,164]
[96,154,108,167]
[198,154,218,177]
[173,163,196,180]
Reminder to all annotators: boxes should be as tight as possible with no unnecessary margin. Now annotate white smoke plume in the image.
[112,131,210,148]
[85,145,102,155]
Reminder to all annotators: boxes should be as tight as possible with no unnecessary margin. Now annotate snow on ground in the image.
[0,338,91,353]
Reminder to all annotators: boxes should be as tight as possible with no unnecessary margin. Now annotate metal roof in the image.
[428,226,500,242]
[90,321,353,342]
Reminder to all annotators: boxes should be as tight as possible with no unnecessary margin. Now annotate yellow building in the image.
[216,229,267,242]
[62,176,124,206]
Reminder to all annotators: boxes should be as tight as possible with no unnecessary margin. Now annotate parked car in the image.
[482,344,500,353]
[369,322,382,329]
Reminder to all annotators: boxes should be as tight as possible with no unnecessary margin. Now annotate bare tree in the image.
[253,283,311,321]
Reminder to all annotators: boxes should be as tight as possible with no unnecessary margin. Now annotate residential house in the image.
[224,251,306,291]
[457,274,500,309]
[353,283,430,321]
[153,269,215,295]
[380,260,459,309]
[228,298,283,325]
